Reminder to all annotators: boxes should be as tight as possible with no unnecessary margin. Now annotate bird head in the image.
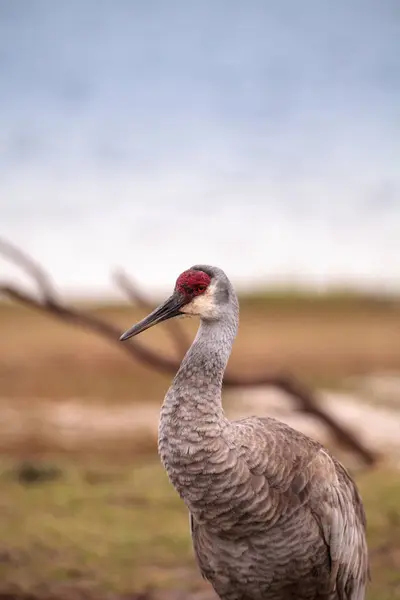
[119,265,236,341]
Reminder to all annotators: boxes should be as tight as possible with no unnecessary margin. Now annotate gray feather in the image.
[155,265,369,600]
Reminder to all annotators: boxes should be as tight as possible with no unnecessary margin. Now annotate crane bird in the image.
[120,265,369,600]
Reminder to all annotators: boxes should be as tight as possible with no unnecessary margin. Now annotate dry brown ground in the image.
[1,295,400,403]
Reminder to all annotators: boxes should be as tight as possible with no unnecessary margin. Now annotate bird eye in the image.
[197,284,206,291]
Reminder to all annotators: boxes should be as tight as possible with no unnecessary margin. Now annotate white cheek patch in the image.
[180,282,217,318]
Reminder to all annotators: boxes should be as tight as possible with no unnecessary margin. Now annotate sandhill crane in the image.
[120,265,369,600]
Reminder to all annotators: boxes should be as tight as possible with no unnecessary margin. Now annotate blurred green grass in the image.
[0,458,399,599]
[0,458,193,597]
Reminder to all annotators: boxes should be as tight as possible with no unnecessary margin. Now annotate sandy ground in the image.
[1,374,399,465]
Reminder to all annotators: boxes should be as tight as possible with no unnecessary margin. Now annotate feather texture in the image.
[154,266,368,600]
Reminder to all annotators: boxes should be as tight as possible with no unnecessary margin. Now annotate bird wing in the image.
[234,416,369,599]
[308,450,369,600]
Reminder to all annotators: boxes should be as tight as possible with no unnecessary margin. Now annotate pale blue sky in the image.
[1,1,399,295]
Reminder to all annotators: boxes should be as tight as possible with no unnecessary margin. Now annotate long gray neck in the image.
[158,308,238,463]
[158,306,239,516]
[176,312,238,395]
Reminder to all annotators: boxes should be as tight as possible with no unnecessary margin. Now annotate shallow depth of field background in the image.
[1,2,400,600]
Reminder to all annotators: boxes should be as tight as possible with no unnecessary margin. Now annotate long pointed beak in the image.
[119,292,185,341]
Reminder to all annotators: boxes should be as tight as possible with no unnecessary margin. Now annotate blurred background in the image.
[0,1,399,599]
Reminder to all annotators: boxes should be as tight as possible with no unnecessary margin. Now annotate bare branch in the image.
[113,269,153,309]
[0,283,180,371]
[0,237,57,302]
[0,237,378,467]
[0,236,179,371]
[240,373,377,467]
[113,268,189,357]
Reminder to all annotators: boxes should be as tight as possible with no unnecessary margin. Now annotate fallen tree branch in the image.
[0,237,378,466]
[0,237,57,302]
[0,284,179,372]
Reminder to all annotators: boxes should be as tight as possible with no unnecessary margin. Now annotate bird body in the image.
[120,265,368,600]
